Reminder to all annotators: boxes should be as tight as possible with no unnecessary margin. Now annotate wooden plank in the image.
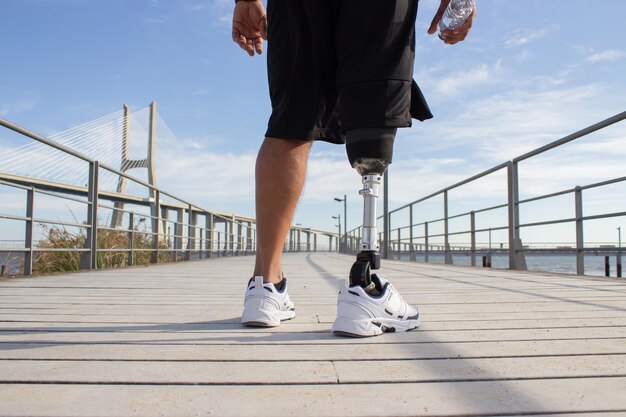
[2,325,626,345]
[1,338,624,361]
[333,354,626,383]
[4,316,626,331]
[1,378,626,416]
[0,360,337,384]
[1,325,625,344]
[2,309,624,324]
[2,355,625,385]
[1,300,625,320]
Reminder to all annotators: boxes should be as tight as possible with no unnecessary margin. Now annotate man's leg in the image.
[253,137,312,284]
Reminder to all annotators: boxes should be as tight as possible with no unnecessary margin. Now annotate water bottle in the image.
[439,0,475,32]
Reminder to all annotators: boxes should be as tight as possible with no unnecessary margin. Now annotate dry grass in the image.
[31,221,173,275]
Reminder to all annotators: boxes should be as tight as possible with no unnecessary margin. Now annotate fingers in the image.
[236,34,260,56]
[259,15,268,40]
[427,0,450,35]
[232,28,254,56]
[439,29,469,45]
[255,9,267,53]
[439,10,474,45]
[254,36,263,55]
[231,0,267,56]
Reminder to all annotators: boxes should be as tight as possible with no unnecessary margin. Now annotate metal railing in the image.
[345,111,626,277]
[0,117,336,276]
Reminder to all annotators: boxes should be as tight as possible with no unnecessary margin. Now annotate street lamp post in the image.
[334,195,347,253]
[332,215,341,253]
[618,226,622,278]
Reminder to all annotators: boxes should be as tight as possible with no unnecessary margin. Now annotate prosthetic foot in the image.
[349,158,388,292]
[332,129,421,337]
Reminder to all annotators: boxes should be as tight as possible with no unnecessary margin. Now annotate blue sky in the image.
[1,0,626,246]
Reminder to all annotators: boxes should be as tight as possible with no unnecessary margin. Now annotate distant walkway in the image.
[1,253,626,416]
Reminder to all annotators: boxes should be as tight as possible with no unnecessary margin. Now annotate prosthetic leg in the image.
[345,128,396,290]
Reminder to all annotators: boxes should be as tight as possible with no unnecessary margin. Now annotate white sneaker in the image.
[241,276,296,327]
[332,274,420,337]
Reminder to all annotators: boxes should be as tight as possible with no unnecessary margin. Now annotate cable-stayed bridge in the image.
[0,103,337,276]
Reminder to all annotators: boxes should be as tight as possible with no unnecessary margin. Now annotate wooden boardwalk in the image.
[1,252,626,416]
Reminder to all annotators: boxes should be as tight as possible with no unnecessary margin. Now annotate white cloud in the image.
[156,143,256,209]
[418,84,612,163]
[302,153,355,203]
[586,49,626,63]
[186,0,233,26]
[415,61,503,98]
[504,27,552,47]
[0,97,39,117]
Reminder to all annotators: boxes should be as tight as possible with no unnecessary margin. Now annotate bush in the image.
[32,220,173,275]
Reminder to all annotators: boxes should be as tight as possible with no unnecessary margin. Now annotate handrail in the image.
[344,110,625,277]
[390,162,510,214]
[513,111,626,163]
[0,118,93,162]
[1,114,339,276]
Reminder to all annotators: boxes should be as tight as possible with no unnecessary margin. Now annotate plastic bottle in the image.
[439,0,476,33]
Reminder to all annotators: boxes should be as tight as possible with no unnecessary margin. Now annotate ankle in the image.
[253,274,283,285]
[265,276,283,286]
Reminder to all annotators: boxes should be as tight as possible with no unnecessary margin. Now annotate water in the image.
[397,252,623,278]
[439,0,476,32]
[0,252,24,275]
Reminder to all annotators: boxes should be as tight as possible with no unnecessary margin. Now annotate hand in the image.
[232,0,267,56]
[427,0,476,45]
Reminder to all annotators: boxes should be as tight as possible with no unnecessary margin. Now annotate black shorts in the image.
[265,0,432,144]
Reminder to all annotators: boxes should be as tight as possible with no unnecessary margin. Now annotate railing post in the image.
[470,210,476,267]
[160,207,168,240]
[186,205,194,261]
[383,172,389,259]
[230,216,236,255]
[80,161,98,270]
[396,228,401,260]
[444,190,452,264]
[198,229,203,257]
[424,221,429,263]
[409,205,416,261]
[237,221,243,255]
[575,186,585,275]
[224,222,229,255]
[507,162,518,270]
[24,187,35,275]
[151,190,160,264]
[193,212,199,257]
[128,212,135,266]
[618,251,623,278]
[245,222,250,254]
[206,214,214,258]
[174,208,183,262]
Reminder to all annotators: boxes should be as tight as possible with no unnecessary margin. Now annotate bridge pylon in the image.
[110,101,159,230]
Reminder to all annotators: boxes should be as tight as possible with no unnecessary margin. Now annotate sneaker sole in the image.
[332,316,420,337]
[241,310,295,328]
